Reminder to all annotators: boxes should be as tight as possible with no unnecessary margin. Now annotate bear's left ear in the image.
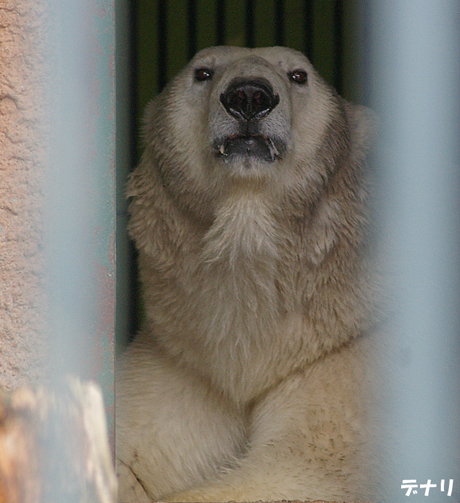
[348,103,379,157]
[304,103,376,266]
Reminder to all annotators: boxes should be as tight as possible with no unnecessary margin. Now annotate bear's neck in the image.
[202,191,280,267]
[137,183,372,405]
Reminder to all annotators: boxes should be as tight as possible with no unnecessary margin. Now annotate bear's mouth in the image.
[214,134,284,163]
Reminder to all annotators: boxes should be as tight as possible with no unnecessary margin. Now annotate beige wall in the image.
[0,0,49,389]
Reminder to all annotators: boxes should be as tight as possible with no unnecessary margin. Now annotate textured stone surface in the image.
[0,0,49,389]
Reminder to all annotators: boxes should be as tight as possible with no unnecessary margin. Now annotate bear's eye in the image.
[288,69,308,85]
[194,68,214,82]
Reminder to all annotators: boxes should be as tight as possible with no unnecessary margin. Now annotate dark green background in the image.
[134,0,365,130]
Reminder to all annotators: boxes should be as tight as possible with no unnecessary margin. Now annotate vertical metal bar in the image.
[128,0,141,339]
[216,0,226,45]
[275,0,285,46]
[333,0,343,94]
[304,0,314,61]
[46,0,116,486]
[116,0,138,353]
[158,0,168,91]
[370,1,460,499]
[188,0,197,60]
[128,0,138,168]
[245,0,255,48]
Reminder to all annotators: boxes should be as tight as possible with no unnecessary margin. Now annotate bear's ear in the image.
[304,103,376,267]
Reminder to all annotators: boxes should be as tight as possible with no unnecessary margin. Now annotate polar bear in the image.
[116,46,383,502]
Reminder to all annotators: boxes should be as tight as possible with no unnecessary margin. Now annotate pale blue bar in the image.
[44,0,115,446]
[370,1,460,500]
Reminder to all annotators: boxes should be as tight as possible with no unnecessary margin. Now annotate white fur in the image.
[116,46,385,502]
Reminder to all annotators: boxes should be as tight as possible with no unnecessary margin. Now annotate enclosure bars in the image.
[275,0,285,46]
[333,0,343,95]
[116,0,139,350]
[155,0,324,94]
[370,2,460,500]
[304,0,314,61]
[44,0,116,497]
[158,0,169,91]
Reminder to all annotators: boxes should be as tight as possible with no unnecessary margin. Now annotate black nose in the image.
[220,79,279,121]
